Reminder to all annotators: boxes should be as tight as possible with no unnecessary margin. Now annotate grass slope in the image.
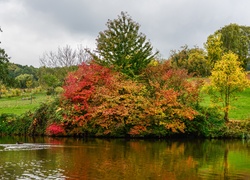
[200,88,250,120]
[0,93,52,115]
[230,88,250,120]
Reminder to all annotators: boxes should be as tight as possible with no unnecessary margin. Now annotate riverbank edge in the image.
[1,119,250,139]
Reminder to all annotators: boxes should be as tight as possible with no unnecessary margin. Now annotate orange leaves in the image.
[61,60,201,136]
[128,125,147,135]
[164,119,186,133]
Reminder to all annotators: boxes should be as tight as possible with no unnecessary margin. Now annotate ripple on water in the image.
[0,159,67,179]
[0,143,62,151]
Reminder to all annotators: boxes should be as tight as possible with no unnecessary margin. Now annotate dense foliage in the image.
[46,61,203,137]
[216,23,250,69]
[170,45,209,77]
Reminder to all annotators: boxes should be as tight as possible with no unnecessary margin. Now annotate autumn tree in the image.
[207,52,250,122]
[59,60,202,137]
[91,11,158,78]
[62,62,151,136]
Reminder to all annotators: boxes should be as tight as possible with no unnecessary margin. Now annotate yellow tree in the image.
[209,52,250,122]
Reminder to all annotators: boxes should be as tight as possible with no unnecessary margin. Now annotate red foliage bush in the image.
[46,123,65,136]
[60,61,202,137]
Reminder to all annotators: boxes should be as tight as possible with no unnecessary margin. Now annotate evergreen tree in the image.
[92,12,158,78]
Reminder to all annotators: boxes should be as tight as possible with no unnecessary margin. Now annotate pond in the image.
[0,137,250,179]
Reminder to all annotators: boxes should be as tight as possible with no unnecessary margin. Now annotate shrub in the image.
[28,98,63,136]
[184,106,225,138]
[223,120,250,138]
[0,113,17,135]
[46,123,65,136]
[54,86,64,94]
[0,113,32,136]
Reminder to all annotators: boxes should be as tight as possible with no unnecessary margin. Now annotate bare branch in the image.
[40,44,92,68]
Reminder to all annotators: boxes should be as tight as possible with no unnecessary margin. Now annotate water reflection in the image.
[0,137,250,179]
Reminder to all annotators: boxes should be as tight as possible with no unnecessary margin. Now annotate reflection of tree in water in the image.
[184,139,250,179]
[224,147,229,180]
[2,137,248,179]
[55,139,250,179]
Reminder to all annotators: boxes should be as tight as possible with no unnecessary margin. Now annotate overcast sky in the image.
[1,0,250,67]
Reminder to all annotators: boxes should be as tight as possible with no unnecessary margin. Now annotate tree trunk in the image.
[224,85,230,122]
[224,109,229,122]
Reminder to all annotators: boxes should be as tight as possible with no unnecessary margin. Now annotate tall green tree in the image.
[207,52,250,122]
[0,27,9,84]
[91,11,158,78]
[215,23,250,69]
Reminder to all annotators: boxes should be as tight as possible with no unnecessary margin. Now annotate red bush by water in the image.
[46,123,65,136]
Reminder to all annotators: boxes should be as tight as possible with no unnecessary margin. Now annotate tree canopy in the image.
[214,23,250,69]
[207,52,250,122]
[92,11,158,78]
[170,45,209,77]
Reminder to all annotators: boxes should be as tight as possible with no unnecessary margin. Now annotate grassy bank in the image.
[200,87,250,120]
[0,93,52,115]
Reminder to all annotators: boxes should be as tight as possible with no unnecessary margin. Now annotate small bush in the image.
[54,86,64,95]
[0,113,17,135]
[46,123,65,136]
[223,120,250,138]
[0,113,32,136]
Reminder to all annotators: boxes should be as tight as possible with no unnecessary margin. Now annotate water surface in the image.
[0,137,250,179]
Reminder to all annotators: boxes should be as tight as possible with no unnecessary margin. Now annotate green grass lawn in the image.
[200,88,250,120]
[0,93,53,115]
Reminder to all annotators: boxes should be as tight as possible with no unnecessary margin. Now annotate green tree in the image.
[207,52,250,122]
[15,74,34,89]
[215,24,250,69]
[42,74,60,95]
[7,63,39,87]
[187,48,209,76]
[204,33,223,69]
[0,27,9,84]
[91,11,158,78]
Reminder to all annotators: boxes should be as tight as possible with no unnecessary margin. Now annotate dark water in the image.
[0,137,250,179]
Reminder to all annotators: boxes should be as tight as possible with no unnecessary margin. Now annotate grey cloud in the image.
[1,0,250,66]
